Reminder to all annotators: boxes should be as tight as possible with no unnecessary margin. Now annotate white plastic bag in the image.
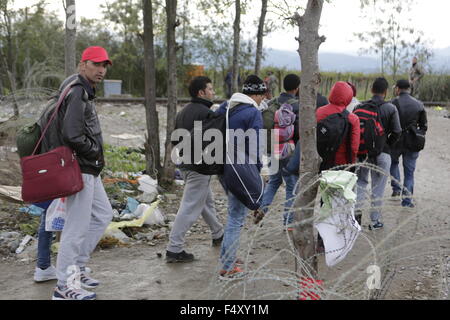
[45,198,67,232]
[144,206,165,226]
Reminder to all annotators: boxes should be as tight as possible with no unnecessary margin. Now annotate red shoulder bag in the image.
[20,83,84,203]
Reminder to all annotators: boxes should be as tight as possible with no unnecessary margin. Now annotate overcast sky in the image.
[15,0,450,54]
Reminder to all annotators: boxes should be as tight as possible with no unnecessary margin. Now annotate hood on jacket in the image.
[328,81,353,107]
[228,93,259,109]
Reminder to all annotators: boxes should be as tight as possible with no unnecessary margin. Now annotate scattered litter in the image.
[316,171,361,267]
[15,235,35,254]
[102,198,162,243]
[121,197,140,215]
[144,207,165,226]
[19,205,45,216]
[136,192,157,204]
[137,175,158,194]
[0,185,22,203]
[103,178,139,185]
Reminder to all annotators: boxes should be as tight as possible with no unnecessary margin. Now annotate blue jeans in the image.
[220,192,248,272]
[34,201,53,270]
[390,149,419,206]
[261,157,298,225]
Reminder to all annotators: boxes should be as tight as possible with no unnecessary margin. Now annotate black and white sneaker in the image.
[80,272,100,289]
[52,285,96,300]
[369,221,384,230]
[166,250,194,263]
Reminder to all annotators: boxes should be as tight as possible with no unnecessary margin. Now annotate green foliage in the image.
[19,217,40,236]
[417,75,450,102]
[103,144,146,174]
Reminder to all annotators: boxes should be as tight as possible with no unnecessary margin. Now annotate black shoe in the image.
[391,191,401,197]
[212,234,224,247]
[369,221,384,230]
[166,250,194,263]
[402,202,415,208]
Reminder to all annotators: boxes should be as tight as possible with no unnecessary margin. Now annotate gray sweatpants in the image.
[167,169,223,253]
[56,174,113,286]
[356,152,392,223]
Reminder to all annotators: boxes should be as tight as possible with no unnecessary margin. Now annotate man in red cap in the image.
[37,46,113,300]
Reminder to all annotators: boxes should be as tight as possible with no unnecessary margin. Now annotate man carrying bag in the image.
[390,80,428,208]
[37,47,113,300]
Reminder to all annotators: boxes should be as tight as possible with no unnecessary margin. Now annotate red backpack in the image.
[353,101,386,159]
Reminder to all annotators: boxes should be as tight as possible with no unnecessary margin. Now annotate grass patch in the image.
[104,144,146,174]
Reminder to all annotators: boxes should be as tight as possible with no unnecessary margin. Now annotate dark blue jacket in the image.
[216,101,263,170]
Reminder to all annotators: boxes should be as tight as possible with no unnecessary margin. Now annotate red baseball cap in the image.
[81,46,112,65]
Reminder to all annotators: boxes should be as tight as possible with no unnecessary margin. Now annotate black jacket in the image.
[38,74,105,176]
[371,95,402,154]
[391,92,428,132]
[174,97,215,134]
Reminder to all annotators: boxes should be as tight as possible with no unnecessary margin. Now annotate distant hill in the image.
[263,47,450,73]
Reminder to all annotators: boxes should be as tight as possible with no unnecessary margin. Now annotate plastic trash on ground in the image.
[102,197,163,243]
[137,175,158,195]
[315,170,361,267]
[15,235,35,254]
[19,205,45,216]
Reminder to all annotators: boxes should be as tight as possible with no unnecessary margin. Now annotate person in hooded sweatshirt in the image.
[316,81,361,169]
[215,75,266,279]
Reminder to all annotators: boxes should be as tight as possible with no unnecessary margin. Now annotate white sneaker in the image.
[52,285,96,300]
[34,265,57,282]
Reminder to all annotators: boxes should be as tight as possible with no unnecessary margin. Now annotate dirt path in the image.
[0,106,448,300]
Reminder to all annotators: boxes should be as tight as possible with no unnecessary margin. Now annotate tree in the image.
[142,0,162,180]
[254,0,268,76]
[0,0,19,116]
[231,0,240,93]
[161,0,178,186]
[356,0,433,79]
[292,0,326,279]
[64,0,77,77]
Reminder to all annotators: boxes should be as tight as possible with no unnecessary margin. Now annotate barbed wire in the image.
[200,161,449,300]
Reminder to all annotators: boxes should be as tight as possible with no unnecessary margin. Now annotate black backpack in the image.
[353,101,386,159]
[174,105,241,176]
[317,110,350,167]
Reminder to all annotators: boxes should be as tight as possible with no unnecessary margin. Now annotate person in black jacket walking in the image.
[355,78,402,230]
[38,46,113,300]
[166,76,224,263]
[390,80,428,208]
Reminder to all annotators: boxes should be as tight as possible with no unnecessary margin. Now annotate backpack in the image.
[16,122,42,158]
[316,110,350,168]
[353,101,386,159]
[273,103,296,160]
[174,104,241,176]
[16,82,80,158]
[262,97,298,154]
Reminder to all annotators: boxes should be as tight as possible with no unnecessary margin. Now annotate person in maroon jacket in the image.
[316,81,361,168]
